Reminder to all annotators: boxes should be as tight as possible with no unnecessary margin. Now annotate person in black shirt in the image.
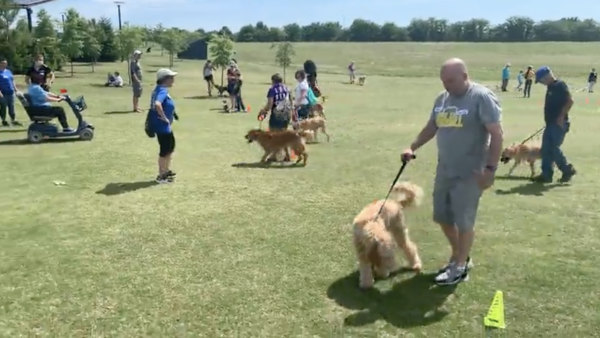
[587,68,597,93]
[532,66,576,183]
[303,60,321,97]
[25,54,54,91]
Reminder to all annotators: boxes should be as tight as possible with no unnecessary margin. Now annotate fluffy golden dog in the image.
[297,116,330,142]
[245,129,308,165]
[500,142,541,177]
[310,103,326,119]
[358,75,366,85]
[302,130,315,143]
[352,181,423,289]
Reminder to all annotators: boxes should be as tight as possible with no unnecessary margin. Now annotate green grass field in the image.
[1,42,599,337]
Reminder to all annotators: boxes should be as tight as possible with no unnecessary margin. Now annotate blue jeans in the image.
[0,92,16,122]
[541,123,570,178]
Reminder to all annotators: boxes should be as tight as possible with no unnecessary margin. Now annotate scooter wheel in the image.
[28,131,44,144]
[79,128,94,141]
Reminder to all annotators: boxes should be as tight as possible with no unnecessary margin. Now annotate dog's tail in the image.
[391,182,423,208]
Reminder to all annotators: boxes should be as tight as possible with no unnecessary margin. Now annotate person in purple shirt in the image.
[0,58,21,126]
[258,73,293,161]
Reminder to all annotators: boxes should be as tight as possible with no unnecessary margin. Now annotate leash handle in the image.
[374,154,417,219]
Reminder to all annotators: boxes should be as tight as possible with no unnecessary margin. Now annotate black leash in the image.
[374,155,416,220]
[520,127,544,144]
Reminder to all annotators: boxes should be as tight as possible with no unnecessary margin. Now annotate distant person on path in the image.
[226,61,240,111]
[516,70,524,92]
[130,50,143,112]
[501,63,510,92]
[203,60,216,96]
[0,57,22,126]
[587,68,597,93]
[232,71,246,112]
[25,54,54,91]
[523,65,534,98]
[531,66,577,183]
[148,68,178,184]
[401,58,503,286]
[348,61,356,84]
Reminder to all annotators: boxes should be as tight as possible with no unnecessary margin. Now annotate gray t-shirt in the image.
[430,83,502,178]
[130,60,142,83]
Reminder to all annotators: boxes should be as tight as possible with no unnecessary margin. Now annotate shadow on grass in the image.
[0,128,26,134]
[0,138,80,146]
[495,175,532,181]
[231,162,305,169]
[88,83,112,88]
[104,110,136,115]
[327,271,456,328]
[96,181,158,196]
[184,96,217,100]
[495,182,566,196]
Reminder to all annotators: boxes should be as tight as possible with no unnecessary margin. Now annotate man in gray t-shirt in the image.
[402,58,503,286]
[130,50,143,112]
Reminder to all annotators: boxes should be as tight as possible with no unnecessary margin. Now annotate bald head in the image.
[440,58,470,95]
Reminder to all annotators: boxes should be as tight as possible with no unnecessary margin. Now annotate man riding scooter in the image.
[27,78,73,132]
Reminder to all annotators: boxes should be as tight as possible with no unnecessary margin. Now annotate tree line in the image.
[229,17,600,42]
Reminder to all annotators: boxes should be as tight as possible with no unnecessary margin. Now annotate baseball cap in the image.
[156,68,177,80]
[133,50,142,56]
[535,66,551,83]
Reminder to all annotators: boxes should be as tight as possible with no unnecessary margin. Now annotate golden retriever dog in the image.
[500,142,542,177]
[358,75,366,85]
[245,129,309,165]
[297,116,330,142]
[302,130,315,143]
[310,103,326,119]
[352,181,423,289]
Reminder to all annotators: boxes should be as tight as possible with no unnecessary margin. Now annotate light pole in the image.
[114,1,124,31]
[60,12,65,30]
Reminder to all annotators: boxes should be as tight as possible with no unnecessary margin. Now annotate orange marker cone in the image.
[585,97,589,104]
[290,150,296,159]
[246,104,251,112]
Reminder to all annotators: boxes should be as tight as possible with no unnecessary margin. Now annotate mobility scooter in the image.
[17,92,94,144]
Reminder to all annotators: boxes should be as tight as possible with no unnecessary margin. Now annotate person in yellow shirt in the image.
[524,65,534,98]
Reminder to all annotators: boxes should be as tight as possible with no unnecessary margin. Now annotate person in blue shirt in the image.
[148,68,178,183]
[27,79,72,131]
[531,66,577,183]
[0,58,22,126]
[501,63,510,92]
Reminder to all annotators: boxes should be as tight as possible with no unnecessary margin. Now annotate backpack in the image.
[144,110,155,138]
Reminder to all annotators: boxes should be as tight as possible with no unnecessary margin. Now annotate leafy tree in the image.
[160,28,188,67]
[271,41,295,83]
[60,9,84,75]
[208,33,234,86]
[82,24,102,72]
[114,26,143,62]
[96,17,118,62]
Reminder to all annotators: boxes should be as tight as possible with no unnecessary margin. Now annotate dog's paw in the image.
[359,279,374,289]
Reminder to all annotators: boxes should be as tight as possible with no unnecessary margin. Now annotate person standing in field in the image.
[516,70,524,92]
[531,66,577,183]
[523,65,534,98]
[203,60,216,96]
[25,54,54,91]
[0,57,22,126]
[500,63,510,92]
[401,58,503,286]
[348,61,356,84]
[587,68,597,93]
[258,73,293,162]
[130,50,143,112]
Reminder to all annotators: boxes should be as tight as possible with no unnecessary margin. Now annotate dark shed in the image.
[177,39,208,60]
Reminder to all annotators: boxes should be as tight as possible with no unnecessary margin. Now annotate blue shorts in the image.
[297,105,310,120]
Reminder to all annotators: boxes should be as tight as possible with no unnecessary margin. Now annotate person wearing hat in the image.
[532,66,577,183]
[523,65,534,98]
[587,68,597,93]
[130,50,143,112]
[501,63,510,92]
[148,68,178,183]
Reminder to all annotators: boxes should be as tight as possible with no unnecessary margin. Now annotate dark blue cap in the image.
[535,66,551,83]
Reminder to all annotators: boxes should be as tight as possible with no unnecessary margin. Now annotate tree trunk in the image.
[70,61,74,76]
[283,66,286,84]
[91,59,95,73]
[220,68,225,86]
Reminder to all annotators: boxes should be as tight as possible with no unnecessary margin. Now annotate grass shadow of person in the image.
[495,182,566,196]
[0,138,80,146]
[327,271,456,329]
[104,110,137,115]
[0,129,26,134]
[495,175,532,181]
[184,96,217,100]
[96,181,158,196]
[231,162,305,169]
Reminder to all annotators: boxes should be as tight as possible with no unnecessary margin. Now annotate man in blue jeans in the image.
[0,58,21,126]
[531,66,576,183]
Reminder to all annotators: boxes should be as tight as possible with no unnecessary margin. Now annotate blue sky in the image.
[26,0,600,32]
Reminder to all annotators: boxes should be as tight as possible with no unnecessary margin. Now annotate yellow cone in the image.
[484,291,506,329]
